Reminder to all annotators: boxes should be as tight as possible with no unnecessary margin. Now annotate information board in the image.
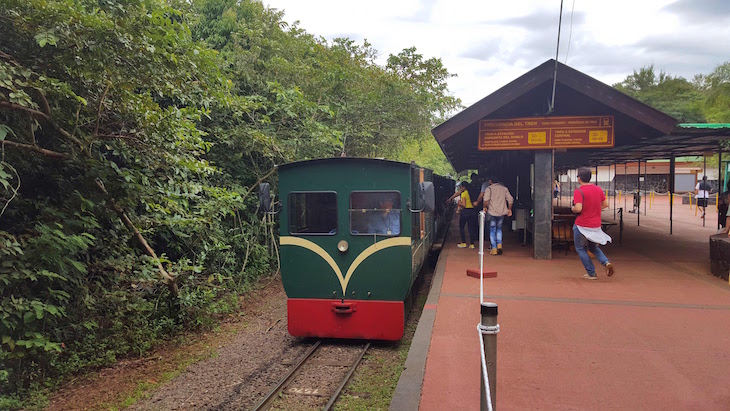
[478,116,614,151]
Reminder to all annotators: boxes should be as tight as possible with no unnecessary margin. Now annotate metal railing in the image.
[478,211,498,410]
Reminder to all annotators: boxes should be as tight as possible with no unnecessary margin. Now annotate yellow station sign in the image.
[478,116,614,151]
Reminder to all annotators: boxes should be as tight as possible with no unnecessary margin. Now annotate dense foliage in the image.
[613,63,730,123]
[0,0,459,406]
[1,0,726,407]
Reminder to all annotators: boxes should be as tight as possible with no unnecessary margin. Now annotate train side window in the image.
[288,192,338,235]
[349,191,401,236]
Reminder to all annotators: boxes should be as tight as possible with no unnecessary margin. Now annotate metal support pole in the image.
[644,160,649,219]
[613,162,616,220]
[637,160,641,226]
[670,153,675,235]
[624,163,627,211]
[719,145,723,230]
[480,303,498,411]
[702,155,710,227]
[608,161,616,220]
[569,170,573,205]
[721,146,724,192]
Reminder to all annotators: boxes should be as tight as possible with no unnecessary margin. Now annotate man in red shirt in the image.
[571,167,615,280]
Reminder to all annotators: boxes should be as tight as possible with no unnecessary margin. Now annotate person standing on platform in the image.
[445,182,465,205]
[456,181,478,249]
[554,179,561,200]
[571,167,615,280]
[477,176,513,255]
[695,175,712,218]
[717,191,730,235]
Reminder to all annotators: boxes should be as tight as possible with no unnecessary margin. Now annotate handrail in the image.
[477,322,497,411]
[478,211,498,411]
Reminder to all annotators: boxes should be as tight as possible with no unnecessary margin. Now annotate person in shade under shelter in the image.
[475,176,513,255]
[571,167,615,280]
[695,175,712,219]
[456,181,479,249]
[717,191,730,235]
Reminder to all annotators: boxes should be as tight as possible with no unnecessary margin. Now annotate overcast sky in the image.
[262,0,730,109]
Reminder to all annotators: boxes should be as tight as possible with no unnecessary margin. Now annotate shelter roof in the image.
[432,59,730,172]
[558,124,730,170]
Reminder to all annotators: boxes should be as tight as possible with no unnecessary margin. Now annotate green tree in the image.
[0,0,463,405]
[613,65,705,122]
[0,0,273,403]
[695,61,730,122]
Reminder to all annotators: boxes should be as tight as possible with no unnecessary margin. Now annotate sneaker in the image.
[457,243,467,248]
[497,244,503,255]
[605,262,615,277]
[490,248,498,255]
[581,274,597,280]
[469,244,475,249]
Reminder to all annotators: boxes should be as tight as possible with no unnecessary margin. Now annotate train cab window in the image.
[288,192,338,235]
[349,191,401,236]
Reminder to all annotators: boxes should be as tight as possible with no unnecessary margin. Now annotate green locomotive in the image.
[274,157,453,340]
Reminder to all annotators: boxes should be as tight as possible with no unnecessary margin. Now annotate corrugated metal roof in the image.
[678,123,730,129]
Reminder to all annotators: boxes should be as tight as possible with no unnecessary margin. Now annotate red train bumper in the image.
[287,298,405,341]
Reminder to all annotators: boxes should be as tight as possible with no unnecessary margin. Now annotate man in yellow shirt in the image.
[456,181,478,249]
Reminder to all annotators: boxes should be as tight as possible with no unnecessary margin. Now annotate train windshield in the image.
[288,192,338,235]
[349,191,401,236]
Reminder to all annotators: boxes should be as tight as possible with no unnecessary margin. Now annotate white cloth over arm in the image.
[576,225,612,245]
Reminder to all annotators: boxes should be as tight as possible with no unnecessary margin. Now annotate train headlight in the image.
[337,240,349,253]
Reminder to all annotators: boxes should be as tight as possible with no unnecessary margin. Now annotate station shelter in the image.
[432,59,730,259]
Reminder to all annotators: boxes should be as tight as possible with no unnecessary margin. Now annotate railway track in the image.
[251,340,370,411]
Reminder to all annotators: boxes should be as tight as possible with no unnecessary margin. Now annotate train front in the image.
[278,158,416,341]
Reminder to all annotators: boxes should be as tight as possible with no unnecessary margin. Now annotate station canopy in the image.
[432,59,730,172]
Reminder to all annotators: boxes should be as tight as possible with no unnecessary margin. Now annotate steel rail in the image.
[251,340,321,411]
[323,342,371,411]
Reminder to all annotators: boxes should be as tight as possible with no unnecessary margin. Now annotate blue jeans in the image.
[489,215,505,249]
[573,225,609,276]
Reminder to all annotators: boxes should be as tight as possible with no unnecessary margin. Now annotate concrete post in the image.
[480,302,498,411]
[533,150,552,259]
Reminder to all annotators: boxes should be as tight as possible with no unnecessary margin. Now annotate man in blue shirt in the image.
[368,196,400,235]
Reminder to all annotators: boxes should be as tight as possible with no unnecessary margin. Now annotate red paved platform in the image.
[410,206,730,410]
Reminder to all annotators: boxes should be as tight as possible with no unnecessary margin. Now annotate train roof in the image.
[277,157,431,172]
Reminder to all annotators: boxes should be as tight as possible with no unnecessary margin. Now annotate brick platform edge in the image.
[388,240,448,411]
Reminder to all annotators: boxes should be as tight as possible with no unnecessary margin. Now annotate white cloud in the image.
[264,0,730,107]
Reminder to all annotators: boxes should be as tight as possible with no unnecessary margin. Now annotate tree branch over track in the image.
[95,179,179,296]
[1,139,69,159]
[1,92,179,296]
[0,101,87,153]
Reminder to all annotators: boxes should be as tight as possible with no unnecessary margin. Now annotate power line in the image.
[549,0,564,113]
[565,0,576,64]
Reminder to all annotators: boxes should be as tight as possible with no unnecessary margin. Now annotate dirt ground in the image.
[45,275,297,411]
[44,256,434,411]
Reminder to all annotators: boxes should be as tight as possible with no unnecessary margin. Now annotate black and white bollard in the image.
[480,302,499,411]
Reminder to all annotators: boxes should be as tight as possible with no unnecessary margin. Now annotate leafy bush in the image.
[0,0,460,407]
